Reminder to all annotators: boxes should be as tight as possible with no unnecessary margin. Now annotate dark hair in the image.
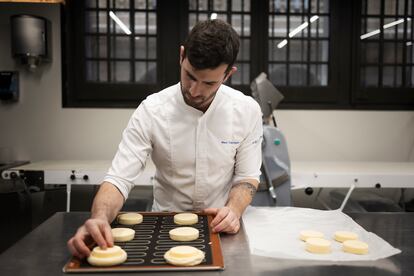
[183,19,240,73]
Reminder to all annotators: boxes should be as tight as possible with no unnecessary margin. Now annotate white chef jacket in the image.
[104,83,263,211]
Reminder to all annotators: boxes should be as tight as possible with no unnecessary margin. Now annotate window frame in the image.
[63,0,188,108]
[62,0,414,110]
[352,0,414,109]
[261,0,352,109]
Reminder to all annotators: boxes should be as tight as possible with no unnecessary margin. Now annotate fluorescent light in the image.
[289,16,319,38]
[276,16,319,49]
[288,22,309,38]
[210,13,217,20]
[310,15,319,23]
[360,18,410,40]
[383,18,405,29]
[109,11,131,35]
[360,29,381,40]
[277,39,288,49]
[407,41,413,46]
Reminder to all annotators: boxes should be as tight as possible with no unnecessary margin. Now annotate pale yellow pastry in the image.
[87,245,127,266]
[343,240,369,255]
[164,245,205,266]
[117,213,143,225]
[334,231,358,242]
[305,237,331,254]
[174,213,198,225]
[112,228,135,242]
[299,230,324,241]
[169,227,199,241]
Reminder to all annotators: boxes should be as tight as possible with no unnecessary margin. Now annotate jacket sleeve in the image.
[103,102,153,201]
[232,100,263,185]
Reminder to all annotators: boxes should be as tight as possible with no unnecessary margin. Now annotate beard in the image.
[180,82,219,112]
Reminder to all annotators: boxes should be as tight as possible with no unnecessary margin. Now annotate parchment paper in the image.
[242,206,401,261]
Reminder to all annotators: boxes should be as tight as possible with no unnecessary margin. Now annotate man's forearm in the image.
[91,181,125,223]
[225,179,258,218]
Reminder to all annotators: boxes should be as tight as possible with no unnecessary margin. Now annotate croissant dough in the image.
[299,230,324,241]
[112,228,135,242]
[343,240,369,254]
[174,213,198,225]
[169,227,199,241]
[164,245,205,266]
[87,245,127,266]
[305,237,331,254]
[117,213,143,225]
[334,231,359,242]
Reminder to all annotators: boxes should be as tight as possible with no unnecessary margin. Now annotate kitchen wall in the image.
[0,3,413,164]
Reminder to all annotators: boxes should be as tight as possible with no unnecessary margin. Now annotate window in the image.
[262,0,346,106]
[263,0,414,108]
[268,0,329,87]
[356,0,414,107]
[63,0,414,109]
[63,0,186,107]
[84,0,157,83]
[360,0,412,87]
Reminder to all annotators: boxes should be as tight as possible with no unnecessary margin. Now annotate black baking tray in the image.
[63,212,224,273]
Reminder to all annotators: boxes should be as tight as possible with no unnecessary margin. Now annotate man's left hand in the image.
[203,206,241,234]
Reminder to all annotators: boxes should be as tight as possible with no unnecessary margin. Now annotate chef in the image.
[68,19,263,259]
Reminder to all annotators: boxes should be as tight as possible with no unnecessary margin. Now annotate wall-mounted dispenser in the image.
[0,71,19,102]
[10,14,51,71]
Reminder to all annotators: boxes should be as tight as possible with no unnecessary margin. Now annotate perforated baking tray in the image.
[63,212,224,273]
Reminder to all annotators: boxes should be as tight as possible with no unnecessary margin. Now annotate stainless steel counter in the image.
[0,212,413,275]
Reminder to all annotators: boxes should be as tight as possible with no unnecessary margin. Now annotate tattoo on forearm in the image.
[233,182,257,198]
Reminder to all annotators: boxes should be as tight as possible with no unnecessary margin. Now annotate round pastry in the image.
[169,227,199,241]
[299,230,324,241]
[334,231,359,242]
[305,237,331,254]
[173,213,198,225]
[112,228,135,242]
[164,245,205,266]
[117,213,143,225]
[87,245,127,266]
[343,240,369,255]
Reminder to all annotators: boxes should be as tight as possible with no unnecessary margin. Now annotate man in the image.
[68,19,263,259]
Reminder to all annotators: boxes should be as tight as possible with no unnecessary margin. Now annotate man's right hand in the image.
[67,217,114,259]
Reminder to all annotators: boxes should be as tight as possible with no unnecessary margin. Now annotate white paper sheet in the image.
[242,206,401,261]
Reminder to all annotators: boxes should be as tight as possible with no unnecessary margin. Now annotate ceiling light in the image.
[360,18,410,40]
[277,39,288,49]
[383,18,407,29]
[360,29,381,40]
[289,22,309,38]
[310,15,319,23]
[109,11,131,35]
[277,16,319,49]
